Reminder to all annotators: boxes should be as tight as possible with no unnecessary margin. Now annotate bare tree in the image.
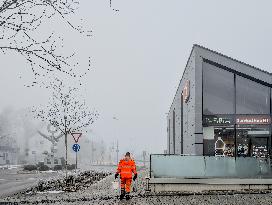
[0,0,92,83]
[32,77,98,177]
[33,78,98,134]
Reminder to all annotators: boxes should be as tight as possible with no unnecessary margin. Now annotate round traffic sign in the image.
[72,144,80,152]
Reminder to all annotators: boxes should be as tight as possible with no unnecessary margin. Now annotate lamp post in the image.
[64,115,68,180]
[113,117,119,165]
[116,140,119,166]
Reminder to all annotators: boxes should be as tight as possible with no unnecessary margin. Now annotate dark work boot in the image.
[120,189,125,200]
[126,192,130,200]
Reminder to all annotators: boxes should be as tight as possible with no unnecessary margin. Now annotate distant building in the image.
[43,152,62,168]
[0,136,18,165]
[167,45,272,157]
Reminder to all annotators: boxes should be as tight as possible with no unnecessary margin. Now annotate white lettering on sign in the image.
[203,116,232,125]
[183,80,190,103]
[236,116,271,125]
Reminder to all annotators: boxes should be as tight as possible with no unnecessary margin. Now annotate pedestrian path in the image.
[2,169,272,205]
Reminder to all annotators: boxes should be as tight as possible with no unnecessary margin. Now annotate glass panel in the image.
[259,158,270,175]
[203,115,235,157]
[205,157,236,177]
[203,62,235,115]
[151,155,205,178]
[235,157,260,177]
[151,155,272,178]
[236,76,270,114]
[236,124,270,158]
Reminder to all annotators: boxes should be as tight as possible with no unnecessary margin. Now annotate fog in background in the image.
[1,0,272,160]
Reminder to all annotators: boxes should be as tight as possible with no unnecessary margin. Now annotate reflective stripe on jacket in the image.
[116,159,137,178]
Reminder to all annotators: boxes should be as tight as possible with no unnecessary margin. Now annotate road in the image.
[0,167,60,198]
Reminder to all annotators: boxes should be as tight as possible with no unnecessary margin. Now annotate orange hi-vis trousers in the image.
[120,178,132,193]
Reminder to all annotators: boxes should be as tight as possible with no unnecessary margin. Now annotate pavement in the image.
[1,169,272,204]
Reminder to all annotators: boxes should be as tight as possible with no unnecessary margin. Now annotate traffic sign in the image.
[71,133,82,143]
[72,144,80,152]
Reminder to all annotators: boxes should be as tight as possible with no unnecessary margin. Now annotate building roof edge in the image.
[193,44,272,76]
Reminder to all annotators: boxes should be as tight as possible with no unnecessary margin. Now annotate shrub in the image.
[54,165,63,171]
[38,164,50,171]
[67,164,76,170]
[37,162,44,167]
[23,165,37,171]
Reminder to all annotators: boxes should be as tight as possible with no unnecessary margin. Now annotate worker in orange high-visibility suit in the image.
[115,152,137,200]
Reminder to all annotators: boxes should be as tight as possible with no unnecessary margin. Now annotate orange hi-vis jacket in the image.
[116,158,137,179]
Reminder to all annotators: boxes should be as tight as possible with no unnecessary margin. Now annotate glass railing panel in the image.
[150,155,272,179]
[204,156,236,177]
[257,158,272,177]
[151,155,205,178]
[235,157,260,178]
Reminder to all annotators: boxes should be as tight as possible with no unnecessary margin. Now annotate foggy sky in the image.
[1,0,272,156]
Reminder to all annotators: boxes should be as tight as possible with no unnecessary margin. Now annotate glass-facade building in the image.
[167,45,272,158]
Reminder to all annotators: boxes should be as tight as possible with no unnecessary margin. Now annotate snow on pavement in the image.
[1,169,272,205]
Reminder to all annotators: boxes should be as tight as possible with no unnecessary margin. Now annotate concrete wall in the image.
[148,178,272,193]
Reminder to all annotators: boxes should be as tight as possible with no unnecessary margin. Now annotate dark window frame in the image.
[173,109,176,154]
[168,118,171,154]
[181,94,183,154]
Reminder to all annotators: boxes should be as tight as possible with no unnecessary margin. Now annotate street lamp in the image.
[116,140,119,166]
[64,115,68,180]
[113,117,119,165]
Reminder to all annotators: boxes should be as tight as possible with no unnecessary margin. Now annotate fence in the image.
[150,154,272,179]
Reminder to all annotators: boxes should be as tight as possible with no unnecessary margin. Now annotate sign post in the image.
[71,133,82,170]
[72,143,80,169]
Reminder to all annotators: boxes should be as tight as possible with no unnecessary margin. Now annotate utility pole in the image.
[143,151,147,167]
[116,140,119,165]
[113,117,119,166]
[75,149,78,169]
[64,115,68,180]
[91,140,94,165]
[90,140,93,165]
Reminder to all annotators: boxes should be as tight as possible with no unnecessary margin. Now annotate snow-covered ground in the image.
[1,169,272,204]
[0,164,22,170]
